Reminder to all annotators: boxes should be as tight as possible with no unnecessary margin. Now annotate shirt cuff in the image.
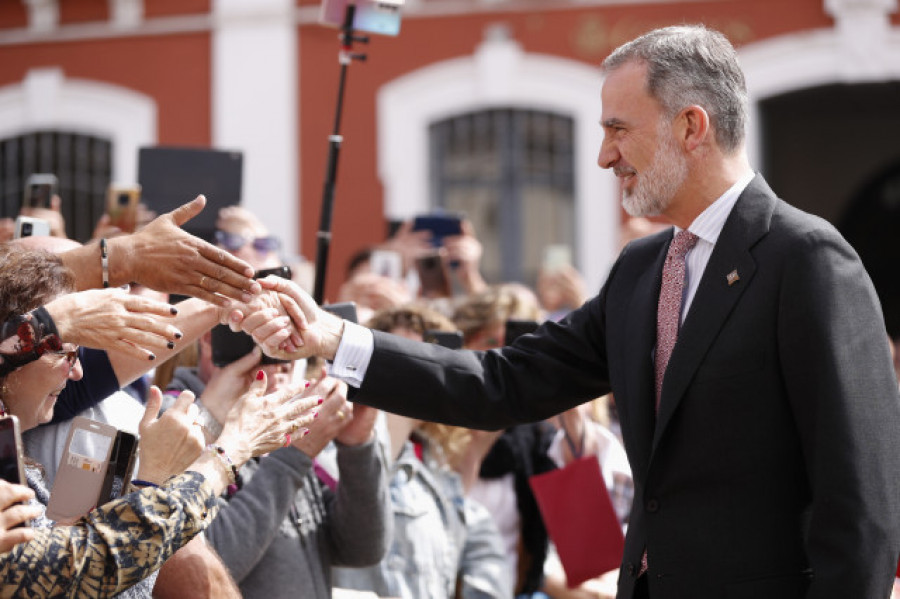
[328,321,374,388]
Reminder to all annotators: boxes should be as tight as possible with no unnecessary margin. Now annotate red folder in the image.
[529,455,624,588]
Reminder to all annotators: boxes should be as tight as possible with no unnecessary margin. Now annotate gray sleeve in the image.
[324,437,392,567]
[458,499,512,599]
[204,448,312,582]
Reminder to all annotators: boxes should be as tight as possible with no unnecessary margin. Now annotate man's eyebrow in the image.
[601,118,626,128]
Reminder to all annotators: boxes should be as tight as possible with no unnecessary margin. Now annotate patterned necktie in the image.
[654,229,699,409]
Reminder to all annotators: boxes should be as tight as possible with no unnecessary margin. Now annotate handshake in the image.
[223,276,346,363]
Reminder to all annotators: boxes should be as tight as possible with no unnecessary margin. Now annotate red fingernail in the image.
[317,398,324,405]
[256,370,265,381]
[313,411,319,419]
[303,429,310,437]
[305,381,311,388]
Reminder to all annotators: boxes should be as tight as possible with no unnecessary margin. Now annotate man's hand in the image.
[44,288,182,361]
[108,195,260,306]
[235,277,345,362]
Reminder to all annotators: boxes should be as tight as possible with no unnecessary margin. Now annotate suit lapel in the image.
[651,176,776,454]
[622,237,669,475]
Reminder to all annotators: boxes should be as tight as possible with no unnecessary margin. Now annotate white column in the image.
[212,0,299,255]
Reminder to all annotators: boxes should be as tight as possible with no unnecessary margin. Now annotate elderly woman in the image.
[0,244,319,598]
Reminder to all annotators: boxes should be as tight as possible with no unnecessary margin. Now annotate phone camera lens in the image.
[22,223,32,236]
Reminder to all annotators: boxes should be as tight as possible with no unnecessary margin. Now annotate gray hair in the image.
[603,25,749,154]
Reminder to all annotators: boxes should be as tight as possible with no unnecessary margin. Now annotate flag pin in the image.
[726,270,740,286]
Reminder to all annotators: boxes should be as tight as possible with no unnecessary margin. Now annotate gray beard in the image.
[622,132,687,218]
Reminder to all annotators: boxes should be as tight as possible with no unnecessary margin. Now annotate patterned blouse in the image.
[0,470,218,599]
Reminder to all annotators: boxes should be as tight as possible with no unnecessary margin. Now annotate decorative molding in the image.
[378,29,618,293]
[22,0,58,33]
[109,0,143,29]
[0,67,156,184]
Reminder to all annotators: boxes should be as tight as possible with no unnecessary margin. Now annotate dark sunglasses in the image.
[49,345,79,367]
[215,230,281,253]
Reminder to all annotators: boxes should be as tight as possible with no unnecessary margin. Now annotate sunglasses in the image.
[215,230,281,253]
[49,344,79,368]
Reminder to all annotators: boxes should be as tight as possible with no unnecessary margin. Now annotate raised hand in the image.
[107,195,260,306]
[44,287,182,361]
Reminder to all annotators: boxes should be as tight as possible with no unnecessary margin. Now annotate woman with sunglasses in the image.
[0,244,320,598]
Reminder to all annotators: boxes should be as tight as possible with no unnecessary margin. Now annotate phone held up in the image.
[415,253,452,299]
[412,213,463,248]
[23,173,58,209]
[319,0,404,37]
[106,184,142,234]
[0,415,26,487]
[504,319,540,347]
[13,216,51,239]
[423,329,463,350]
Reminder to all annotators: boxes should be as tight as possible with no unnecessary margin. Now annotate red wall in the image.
[298,0,831,299]
[0,33,211,147]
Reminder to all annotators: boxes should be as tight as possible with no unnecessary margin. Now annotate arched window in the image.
[429,108,575,285]
[0,129,112,242]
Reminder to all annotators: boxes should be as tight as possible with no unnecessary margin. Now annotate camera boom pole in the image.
[313,4,368,304]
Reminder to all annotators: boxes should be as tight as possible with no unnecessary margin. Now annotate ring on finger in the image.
[199,275,208,289]
[336,410,346,421]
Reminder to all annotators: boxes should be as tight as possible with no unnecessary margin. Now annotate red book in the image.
[529,455,625,588]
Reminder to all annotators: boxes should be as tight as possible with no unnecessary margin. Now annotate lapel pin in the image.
[726,270,740,286]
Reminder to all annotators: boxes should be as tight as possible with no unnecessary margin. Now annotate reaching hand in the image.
[198,347,262,426]
[235,276,345,362]
[0,480,41,552]
[137,387,207,485]
[108,195,260,306]
[44,288,182,361]
[292,368,352,457]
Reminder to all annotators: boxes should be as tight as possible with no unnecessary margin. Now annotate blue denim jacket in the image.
[333,439,511,598]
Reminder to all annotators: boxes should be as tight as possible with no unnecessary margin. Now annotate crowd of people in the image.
[1,22,899,599]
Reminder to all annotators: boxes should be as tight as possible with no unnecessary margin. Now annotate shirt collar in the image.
[677,171,755,244]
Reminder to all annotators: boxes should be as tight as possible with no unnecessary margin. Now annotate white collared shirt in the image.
[331,171,756,386]
[678,170,755,323]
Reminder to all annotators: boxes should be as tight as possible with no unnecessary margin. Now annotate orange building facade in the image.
[2,0,899,304]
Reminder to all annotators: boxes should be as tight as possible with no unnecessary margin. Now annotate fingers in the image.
[0,480,35,510]
[278,292,309,334]
[194,253,260,302]
[170,389,197,414]
[139,386,163,432]
[169,195,207,228]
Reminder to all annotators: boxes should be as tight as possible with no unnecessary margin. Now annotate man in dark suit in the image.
[242,24,900,599]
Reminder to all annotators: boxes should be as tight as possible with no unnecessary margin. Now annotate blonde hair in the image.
[452,283,542,344]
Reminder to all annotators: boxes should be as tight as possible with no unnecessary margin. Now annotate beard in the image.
[621,123,688,218]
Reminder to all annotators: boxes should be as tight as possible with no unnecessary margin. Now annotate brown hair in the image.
[452,283,542,344]
[0,243,75,323]
[365,304,470,463]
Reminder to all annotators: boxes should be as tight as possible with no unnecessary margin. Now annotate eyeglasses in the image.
[49,344,79,368]
[215,230,281,253]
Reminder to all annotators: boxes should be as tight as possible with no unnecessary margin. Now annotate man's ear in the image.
[676,105,711,153]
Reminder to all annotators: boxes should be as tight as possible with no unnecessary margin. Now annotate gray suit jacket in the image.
[356,175,900,599]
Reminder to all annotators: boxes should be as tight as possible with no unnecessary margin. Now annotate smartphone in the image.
[415,253,451,298]
[255,265,292,280]
[14,215,51,239]
[319,0,403,37]
[107,184,142,234]
[211,324,286,367]
[0,416,26,487]
[412,213,463,248]
[47,417,118,523]
[504,319,540,346]
[322,301,359,324]
[23,173,58,209]
[98,430,140,503]
[423,329,463,350]
[370,249,403,281]
[542,244,572,272]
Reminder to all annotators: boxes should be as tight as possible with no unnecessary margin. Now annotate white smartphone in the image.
[14,216,51,239]
[46,417,118,523]
[319,0,403,37]
[370,249,403,281]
